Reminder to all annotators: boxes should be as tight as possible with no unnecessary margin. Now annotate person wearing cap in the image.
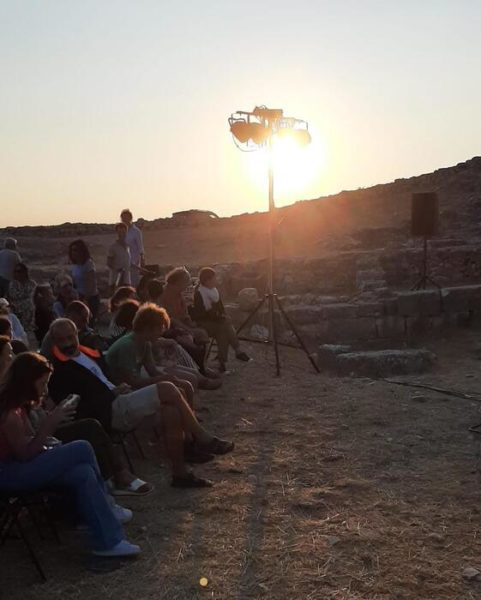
[0,238,21,297]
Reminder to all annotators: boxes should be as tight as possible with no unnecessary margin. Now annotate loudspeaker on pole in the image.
[411,192,439,237]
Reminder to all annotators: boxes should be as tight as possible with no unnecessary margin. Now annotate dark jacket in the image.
[190,287,225,323]
[49,345,115,433]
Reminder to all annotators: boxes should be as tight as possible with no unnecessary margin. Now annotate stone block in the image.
[334,348,436,377]
[283,305,325,325]
[355,302,384,317]
[441,285,481,313]
[383,298,399,316]
[376,316,406,339]
[396,290,442,317]
[321,317,377,343]
[318,344,352,370]
[356,269,385,284]
[322,303,358,320]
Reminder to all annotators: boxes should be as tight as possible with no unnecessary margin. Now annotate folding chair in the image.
[0,491,60,582]
[111,429,145,473]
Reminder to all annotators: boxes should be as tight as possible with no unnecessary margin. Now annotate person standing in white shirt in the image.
[120,209,145,287]
[0,238,21,297]
[107,223,131,294]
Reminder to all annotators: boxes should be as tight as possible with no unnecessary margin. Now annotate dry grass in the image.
[4,333,481,599]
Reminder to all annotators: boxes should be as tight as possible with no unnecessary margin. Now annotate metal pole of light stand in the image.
[267,131,281,376]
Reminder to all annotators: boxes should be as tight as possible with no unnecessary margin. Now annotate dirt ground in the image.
[4,331,481,599]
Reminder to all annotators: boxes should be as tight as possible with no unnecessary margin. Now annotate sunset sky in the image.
[1,1,480,227]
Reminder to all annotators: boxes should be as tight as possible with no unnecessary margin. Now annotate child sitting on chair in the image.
[191,267,250,372]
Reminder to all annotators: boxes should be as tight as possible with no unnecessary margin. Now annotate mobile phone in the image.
[61,394,80,409]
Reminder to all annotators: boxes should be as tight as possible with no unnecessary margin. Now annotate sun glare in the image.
[246,128,327,206]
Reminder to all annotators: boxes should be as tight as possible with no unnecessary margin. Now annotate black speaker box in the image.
[411,192,439,237]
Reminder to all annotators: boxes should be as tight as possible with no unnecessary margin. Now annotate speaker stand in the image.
[411,237,441,291]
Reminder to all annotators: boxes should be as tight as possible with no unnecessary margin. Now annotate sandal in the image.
[111,478,154,497]
[200,437,234,456]
[171,472,213,488]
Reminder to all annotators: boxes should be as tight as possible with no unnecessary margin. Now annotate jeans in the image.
[55,419,116,481]
[0,440,123,551]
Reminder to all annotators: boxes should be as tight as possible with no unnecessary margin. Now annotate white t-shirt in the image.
[72,352,116,390]
[107,241,131,286]
[126,225,144,267]
[0,249,21,281]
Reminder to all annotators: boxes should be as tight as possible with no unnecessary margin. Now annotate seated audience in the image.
[160,267,208,344]
[0,238,21,297]
[68,239,100,321]
[8,262,36,335]
[48,318,234,487]
[41,300,109,358]
[108,286,137,339]
[53,274,78,318]
[105,304,196,406]
[112,301,220,391]
[191,267,251,371]
[107,223,131,294]
[0,335,13,377]
[0,316,28,354]
[0,298,28,347]
[33,283,56,344]
[0,351,141,557]
[147,278,164,304]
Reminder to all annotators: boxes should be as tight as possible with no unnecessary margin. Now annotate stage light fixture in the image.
[228,105,319,376]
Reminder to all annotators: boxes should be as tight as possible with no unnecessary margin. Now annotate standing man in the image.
[120,209,145,287]
[107,223,131,294]
[0,238,21,297]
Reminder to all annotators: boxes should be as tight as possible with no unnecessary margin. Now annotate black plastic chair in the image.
[0,491,60,582]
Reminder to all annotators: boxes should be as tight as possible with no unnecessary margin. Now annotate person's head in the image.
[0,336,14,378]
[68,239,90,265]
[56,275,75,302]
[65,301,91,333]
[147,279,164,302]
[49,318,80,357]
[0,352,53,419]
[13,262,29,283]
[115,222,128,242]
[199,267,217,289]
[0,317,12,340]
[115,299,140,331]
[132,303,170,342]
[120,209,133,226]
[110,286,137,312]
[165,267,191,292]
[0,298,11,316]
[34,284,54,309]
[4,238,17,251]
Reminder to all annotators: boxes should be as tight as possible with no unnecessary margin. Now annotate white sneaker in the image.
[93,540,141,557]
[112,504,133,524]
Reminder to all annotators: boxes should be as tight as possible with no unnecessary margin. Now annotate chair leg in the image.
[118,435,135,472]
[26,505,45,540]
[13,509,47,582]
[130,430,146,460]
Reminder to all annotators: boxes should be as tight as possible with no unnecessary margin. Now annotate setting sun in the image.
[245,127,328,207]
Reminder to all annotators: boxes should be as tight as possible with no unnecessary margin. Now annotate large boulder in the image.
[238,288,260,312]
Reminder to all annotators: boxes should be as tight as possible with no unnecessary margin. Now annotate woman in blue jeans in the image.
[0,351,141,557]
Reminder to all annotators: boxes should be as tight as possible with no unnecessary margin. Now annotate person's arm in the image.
[107,246,115,270]
[138,230,145,267]
[3,405,76,462]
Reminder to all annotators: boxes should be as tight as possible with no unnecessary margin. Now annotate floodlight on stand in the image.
[227,105,320,376]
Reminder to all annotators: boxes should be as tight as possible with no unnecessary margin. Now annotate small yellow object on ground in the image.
[199,577,209,587]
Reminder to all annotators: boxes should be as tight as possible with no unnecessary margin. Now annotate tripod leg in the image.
[268,294,281,376]
[236,296,267,337]
[275,295,320,374]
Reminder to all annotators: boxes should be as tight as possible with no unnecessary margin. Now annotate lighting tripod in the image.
[229,106,320,376]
